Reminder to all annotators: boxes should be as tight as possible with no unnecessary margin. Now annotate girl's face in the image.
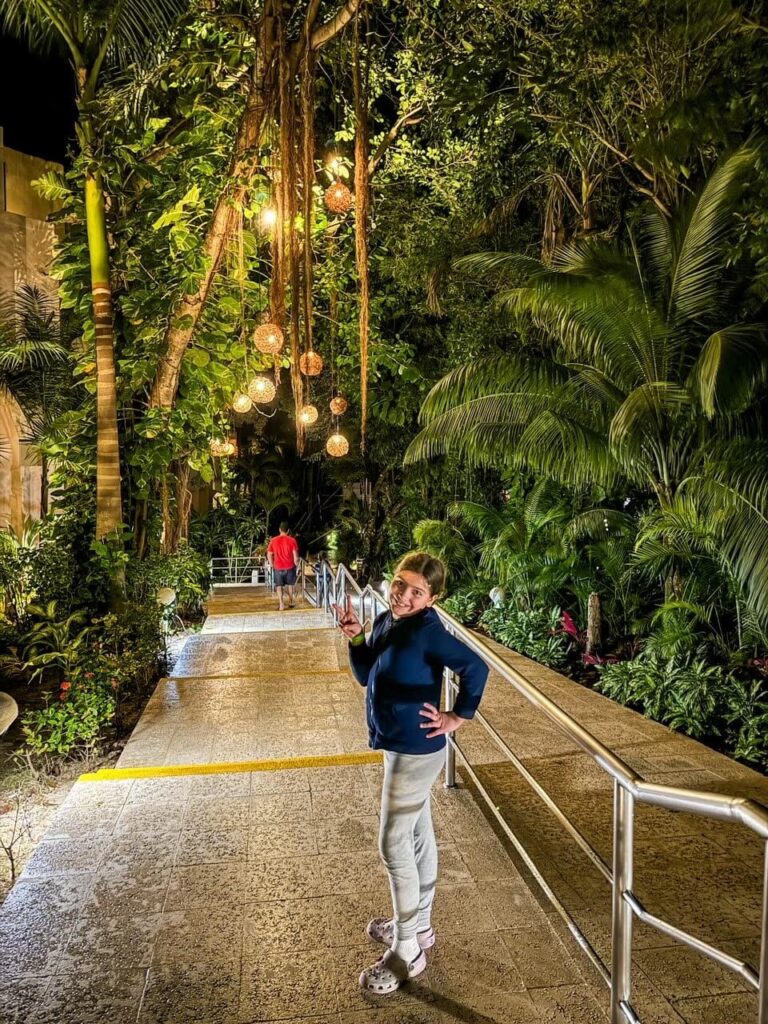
[389,570,436,619]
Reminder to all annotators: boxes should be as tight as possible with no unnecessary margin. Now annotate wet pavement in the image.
[0,585,765,1022]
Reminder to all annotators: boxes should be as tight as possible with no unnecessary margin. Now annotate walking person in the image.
[266,522,300,611]
[333,551,489,994]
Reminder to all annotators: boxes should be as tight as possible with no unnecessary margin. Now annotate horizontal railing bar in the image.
[630,783,768,840]
[436,606,768,840]
[623,891,760,991]
[451,734,612,987]
[445,678,612,883]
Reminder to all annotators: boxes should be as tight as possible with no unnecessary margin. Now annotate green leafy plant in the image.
[126,546,210,618]
[21,685,115,768]
[7,602,91,685]
[480,603,569,668]
[441,586,487,625]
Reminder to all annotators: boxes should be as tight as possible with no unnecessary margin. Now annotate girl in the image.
[333,551,489,995]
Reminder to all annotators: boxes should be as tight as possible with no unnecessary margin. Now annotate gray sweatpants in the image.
[379,748,445,944]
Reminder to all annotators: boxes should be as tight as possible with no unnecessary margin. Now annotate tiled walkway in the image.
[1,586,765,1023]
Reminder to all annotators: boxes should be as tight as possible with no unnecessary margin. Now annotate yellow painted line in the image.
[79,750,382,783]
[166,669,345,680]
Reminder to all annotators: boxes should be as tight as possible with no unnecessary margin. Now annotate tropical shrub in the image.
[3,602,92,686]
[596,655,768,767]
[441,586,487,625]
[480,603,568,668]
[127,546,210,618]
[18,602,163,765]
[21,680,116,769]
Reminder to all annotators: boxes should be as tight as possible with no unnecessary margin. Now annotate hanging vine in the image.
[277,9,305,451]
[353,5,371,451]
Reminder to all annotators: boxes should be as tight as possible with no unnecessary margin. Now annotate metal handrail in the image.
[325,561,768,1024]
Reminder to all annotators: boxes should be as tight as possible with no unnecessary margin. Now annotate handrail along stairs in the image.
[303,558,768,1024]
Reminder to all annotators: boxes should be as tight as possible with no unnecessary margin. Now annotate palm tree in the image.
[0,0,187,544]
[0,286,74,512]
[407,147,768,621]
[253,480,297,538]
[449,484,577,609]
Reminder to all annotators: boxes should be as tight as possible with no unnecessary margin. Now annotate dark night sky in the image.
[0,33,76,164]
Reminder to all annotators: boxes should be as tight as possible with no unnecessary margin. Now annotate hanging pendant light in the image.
[299,404,319,426]
[329,395,348,416]
[232,391,253,414]
[223,437,237,457]
[324,181,352,215]
[326,432,349,457]
[247,375,276,403]
[299,350,323,376]
[209,438,228,457]
[253,322,284,355]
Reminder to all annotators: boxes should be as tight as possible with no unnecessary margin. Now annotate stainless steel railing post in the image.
[444,669,457,788]
[611,781,635,1024]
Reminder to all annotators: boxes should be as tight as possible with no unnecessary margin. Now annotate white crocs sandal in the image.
[366,917,436,949]
[359,948,427,995]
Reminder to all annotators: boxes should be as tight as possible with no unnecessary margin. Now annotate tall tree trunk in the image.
[586,592,602,655]
[84,171,124,540]
[174,460,192,549]
[40,453,48,516]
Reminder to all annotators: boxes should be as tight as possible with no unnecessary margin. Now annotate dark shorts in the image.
[273,568,297,587]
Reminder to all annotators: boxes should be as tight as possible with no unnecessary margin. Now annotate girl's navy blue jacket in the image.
[348,607,489,754]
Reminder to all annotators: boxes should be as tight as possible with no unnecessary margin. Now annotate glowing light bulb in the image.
[260,205,278,231]
[232,391,253,413]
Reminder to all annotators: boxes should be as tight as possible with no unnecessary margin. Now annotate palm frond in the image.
[609,382,690,453]
[516,410,620,489]
[686,441,768,622]
[669,145,759,327]
[453,250,542,284]
[566,509,636,542]
[688,323,768,417]
[448,501,511,540]
[418,354,567,424]
[499,272,669,390]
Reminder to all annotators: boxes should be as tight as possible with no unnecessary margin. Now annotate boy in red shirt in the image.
[266,522,300,610]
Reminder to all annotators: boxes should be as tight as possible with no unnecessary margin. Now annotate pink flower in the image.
[60,681,71,692]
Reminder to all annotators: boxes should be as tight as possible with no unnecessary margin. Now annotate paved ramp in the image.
[0,585,598,1023]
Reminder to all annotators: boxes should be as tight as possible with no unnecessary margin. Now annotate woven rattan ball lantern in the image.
[299,350,323,376]
[223,439,237,457]
[329,395,348,416]
[209,438,227,457]
[253,322,284,355]
[298,404,319,426]
[247,375,276,403]
[324,181,352,215]
[326,432,349,457]
[231,390,252,414]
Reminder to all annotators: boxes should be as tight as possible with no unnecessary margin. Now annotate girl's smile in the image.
[389,570,436,618]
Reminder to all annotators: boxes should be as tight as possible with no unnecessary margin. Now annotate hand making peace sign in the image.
[332,595,364,640]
